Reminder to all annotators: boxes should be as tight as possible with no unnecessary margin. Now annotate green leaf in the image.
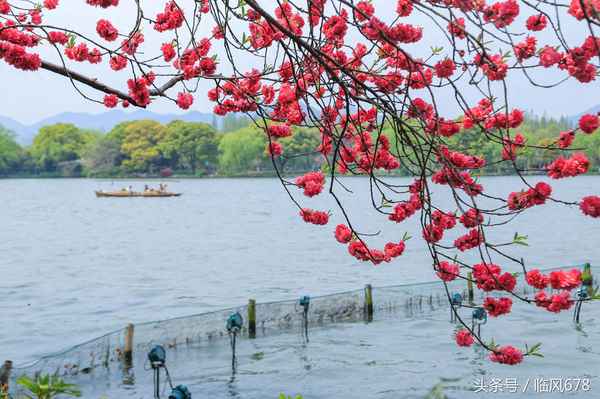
[512,233,529,246]
[430,46,444,55]
[381,198,392,208]
[525,342,543,358]
[530,342,542,352]
[17,374,81,399]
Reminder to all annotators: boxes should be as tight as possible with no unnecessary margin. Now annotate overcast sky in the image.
[1,1,598,124]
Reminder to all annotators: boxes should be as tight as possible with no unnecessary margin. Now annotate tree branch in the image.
[40,60,185,106]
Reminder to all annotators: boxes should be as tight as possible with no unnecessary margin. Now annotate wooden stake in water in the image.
[248,299,256,339]
[0,360,12,397]
[467,272,474,303]
[365,284,374,322]
[124,323,134,366]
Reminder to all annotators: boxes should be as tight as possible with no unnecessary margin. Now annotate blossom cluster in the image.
[423,210,456,243]
[300,208,329,225]
[295,172,325,197]
[436,261,459,282]
[507,182,552,211]
[454,229,483,252]
[526,268,582,313]
[472,263,516,292]
[546,153,589,179]
[346,239,406,265]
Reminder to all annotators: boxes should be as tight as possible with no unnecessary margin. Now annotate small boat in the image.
[95,190,182,198]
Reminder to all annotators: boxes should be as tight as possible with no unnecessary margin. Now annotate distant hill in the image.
[0,110,220,145]
[567,104,600,126]
[0,116,29,140]
[2,104,598,145]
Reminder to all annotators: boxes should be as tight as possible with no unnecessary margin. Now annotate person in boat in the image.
[144,184,150,192]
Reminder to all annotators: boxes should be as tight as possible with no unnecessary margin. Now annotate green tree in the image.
[574,129,600,167]
[82,136,122,176]
[0,126,24,175]
[30,123,97,172]
[221,114,252,133]
[279,127,321,171]
[162,121,218,174]
[218,126,267,175]
[119,120,168,172]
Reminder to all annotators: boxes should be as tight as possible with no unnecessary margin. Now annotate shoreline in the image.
[3,171,591,180]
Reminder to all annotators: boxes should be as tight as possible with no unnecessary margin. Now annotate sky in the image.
[0,1,598,124]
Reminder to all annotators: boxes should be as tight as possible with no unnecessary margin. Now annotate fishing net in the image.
[7,264,598,396]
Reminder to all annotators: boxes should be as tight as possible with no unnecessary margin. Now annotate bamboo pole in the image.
[124,324,134,366]
[365,284,374,322]
[0,360,12,397]
[467,272,474,303]
[248,299,256,339]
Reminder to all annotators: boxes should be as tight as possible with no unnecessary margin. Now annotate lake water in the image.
[66,295,600,399]
[1,176,599,366]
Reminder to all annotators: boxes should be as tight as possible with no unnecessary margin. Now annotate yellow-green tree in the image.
[106,121,137,145]
[120,120,168,172]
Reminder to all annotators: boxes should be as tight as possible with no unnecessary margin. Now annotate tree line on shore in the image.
[0,114,598,178]
[0,116,320,177]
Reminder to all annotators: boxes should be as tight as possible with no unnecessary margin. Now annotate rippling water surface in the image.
[16,296,600,399]
[1,176,599,367]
